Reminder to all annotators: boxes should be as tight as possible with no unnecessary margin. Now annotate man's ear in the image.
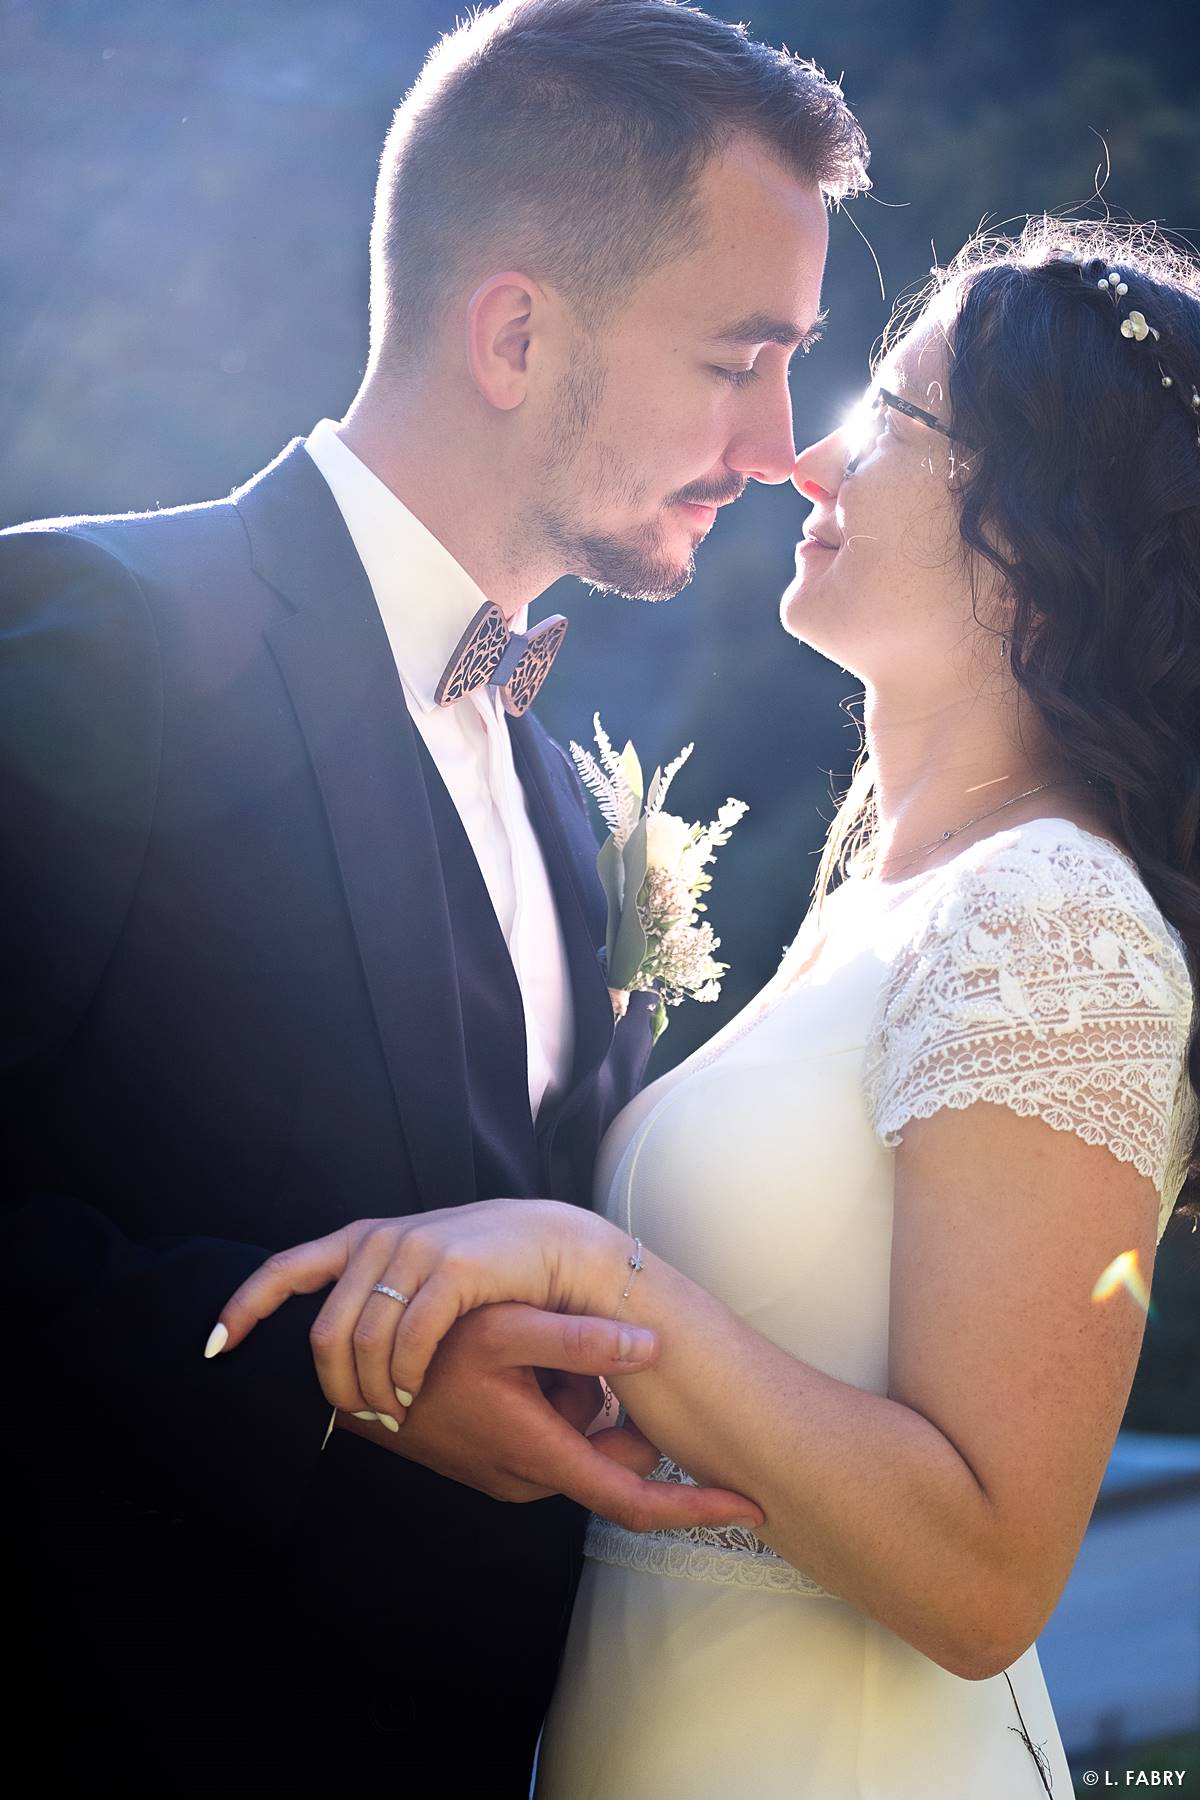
[465,271,545,411]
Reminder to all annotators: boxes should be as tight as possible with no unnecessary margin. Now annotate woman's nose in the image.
[794,476,830,502]
[791,428,846,498]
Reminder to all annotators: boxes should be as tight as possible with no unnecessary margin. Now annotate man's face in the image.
[524,137,830,600]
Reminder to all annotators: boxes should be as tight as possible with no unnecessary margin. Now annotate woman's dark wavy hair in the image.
[812,217,1200,1223]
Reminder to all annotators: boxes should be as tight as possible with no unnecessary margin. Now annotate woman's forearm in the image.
[602,1244,1025,1679]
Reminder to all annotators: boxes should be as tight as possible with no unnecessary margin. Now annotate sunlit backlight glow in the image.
[840,389,882,467]
[1091,1248,1154,1319]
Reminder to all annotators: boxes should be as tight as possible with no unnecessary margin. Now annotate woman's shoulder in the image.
[860,812,1198,1225]
[871,813,1136,893]
[952,813,1140,879]
[877,815,1175,944]
[872,812,1194,1020]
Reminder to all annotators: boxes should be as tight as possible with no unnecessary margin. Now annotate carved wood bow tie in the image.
[434,602,569,718]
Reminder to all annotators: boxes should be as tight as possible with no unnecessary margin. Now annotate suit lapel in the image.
[237,441,476,1213]
[509,714,615,1112]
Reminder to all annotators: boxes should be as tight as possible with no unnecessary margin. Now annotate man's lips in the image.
[676,500,719,527]
[673,487,742,529]
[673,483,744,509]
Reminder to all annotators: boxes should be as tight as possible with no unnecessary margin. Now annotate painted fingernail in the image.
[203,1323,228,1359]
[729,1516,760,1528]
[394,1387,414,1408]
[617,1328,652,1361]
[351,1409,399,1432]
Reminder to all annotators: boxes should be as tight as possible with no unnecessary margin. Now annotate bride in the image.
[217,219,1200,1796]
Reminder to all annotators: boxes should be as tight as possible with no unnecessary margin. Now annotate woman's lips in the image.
[797,533,838,558]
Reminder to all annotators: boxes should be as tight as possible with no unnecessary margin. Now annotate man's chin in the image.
[574,535,696,603]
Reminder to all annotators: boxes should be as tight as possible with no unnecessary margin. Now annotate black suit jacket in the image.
[2,441,655,1789]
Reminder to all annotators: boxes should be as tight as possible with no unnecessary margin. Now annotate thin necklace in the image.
[871,781,1060,880]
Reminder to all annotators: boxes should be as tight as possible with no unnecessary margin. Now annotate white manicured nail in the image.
[204,1323,228,1359]
[394,1387,414,1408]
[350,1409,400,1431]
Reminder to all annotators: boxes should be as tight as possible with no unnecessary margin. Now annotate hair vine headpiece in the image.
[1070,249,1200,447]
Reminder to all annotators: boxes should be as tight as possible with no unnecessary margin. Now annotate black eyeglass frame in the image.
[844,386,980,473]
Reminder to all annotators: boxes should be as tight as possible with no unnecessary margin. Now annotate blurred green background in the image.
[2,0,1197,1434]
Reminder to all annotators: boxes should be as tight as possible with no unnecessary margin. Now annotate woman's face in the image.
[780,308,991,689]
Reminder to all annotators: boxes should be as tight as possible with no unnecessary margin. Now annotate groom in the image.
[2,0,866,1788]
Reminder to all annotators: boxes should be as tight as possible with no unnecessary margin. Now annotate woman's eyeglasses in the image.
[843,386,979,474]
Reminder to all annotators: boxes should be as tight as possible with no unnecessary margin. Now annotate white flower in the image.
[656,918,724,993]
[638,864,692,934]
[645,810,694,873]
[572,714,747,1041]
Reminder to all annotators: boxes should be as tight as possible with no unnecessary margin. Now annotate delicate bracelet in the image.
[612,1235,644,1321]
[605,1235,645,1419]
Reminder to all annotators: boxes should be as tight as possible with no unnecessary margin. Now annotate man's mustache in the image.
[668,479,747,509]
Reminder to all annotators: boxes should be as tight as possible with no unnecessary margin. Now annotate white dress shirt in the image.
[304,418,575,1126]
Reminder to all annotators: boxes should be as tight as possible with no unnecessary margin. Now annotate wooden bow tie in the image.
[434,602,568,718]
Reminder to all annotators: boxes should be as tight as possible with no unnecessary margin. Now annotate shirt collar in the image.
[304,418,528,714]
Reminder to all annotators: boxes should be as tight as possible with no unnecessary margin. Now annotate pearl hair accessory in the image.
[1071,251,1200,446]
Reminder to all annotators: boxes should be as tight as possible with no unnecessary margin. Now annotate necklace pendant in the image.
[871,779,1056,882]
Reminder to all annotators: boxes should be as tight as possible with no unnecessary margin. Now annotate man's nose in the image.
[727,383,797,486]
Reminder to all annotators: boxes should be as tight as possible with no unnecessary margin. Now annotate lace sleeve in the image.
[861,835,1198,1227]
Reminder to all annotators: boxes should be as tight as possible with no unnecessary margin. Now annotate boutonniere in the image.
[570,713,748,1043]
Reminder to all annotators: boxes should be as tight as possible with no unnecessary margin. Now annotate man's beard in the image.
[567,509,696,603]
[525,346,697,602]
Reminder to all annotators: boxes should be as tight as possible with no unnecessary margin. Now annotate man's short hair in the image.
[369,0,870,368]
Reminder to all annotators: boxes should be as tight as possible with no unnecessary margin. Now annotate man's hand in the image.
[209,1199,616,1412]
[336,1302,764,1535]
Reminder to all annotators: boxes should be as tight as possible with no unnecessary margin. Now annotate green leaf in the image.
[646,764,664,813]
[596,835,625,965]
[609,814,649,990]
[650,996,669,1043]
[618,741,644,805]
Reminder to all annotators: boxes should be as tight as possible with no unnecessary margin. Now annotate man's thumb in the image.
[569,1314,659,1371]
[497,1306,659,1373]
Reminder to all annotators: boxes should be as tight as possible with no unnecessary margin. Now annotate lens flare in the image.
[1091,1248,1154,1317]
[841,390,881,466]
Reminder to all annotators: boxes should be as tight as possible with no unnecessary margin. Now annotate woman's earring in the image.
[1000,636,1008,660]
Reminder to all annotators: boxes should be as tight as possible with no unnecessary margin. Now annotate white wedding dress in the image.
[537,818,1197,1800]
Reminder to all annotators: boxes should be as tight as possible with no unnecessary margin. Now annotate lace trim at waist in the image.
[582,1454,834,1596]
[583,1517,833,1597]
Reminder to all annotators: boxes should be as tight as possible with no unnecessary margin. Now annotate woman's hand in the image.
[209,1199,627,1419]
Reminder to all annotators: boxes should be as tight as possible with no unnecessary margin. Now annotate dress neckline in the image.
[844,815,1139,897]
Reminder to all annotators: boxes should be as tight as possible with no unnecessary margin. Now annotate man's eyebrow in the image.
[706,310,827,352]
